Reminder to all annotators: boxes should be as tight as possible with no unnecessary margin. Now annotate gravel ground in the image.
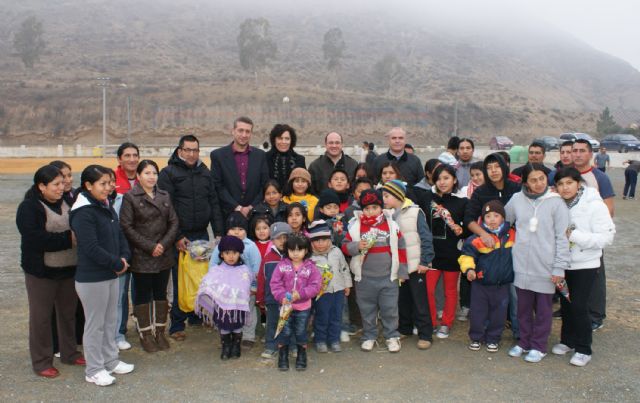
[1,168,639,402]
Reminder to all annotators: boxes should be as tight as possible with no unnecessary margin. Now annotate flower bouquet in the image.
[315,263,334,301]
[188,240,215,261]
[360,229,380,257]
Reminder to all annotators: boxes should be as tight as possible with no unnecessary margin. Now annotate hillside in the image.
[0,0,639,146]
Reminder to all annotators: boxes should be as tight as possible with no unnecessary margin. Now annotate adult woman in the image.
[505,163,570,363]
[16,165,85,378]
[376,161,418,202]
[265,124,306,191]
[353,162,376,184]
[120,160,179,353]
[70,165,134,386]
[551,167,615,366]
[49,160,76,205]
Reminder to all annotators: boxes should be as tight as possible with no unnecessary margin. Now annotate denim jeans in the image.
[277,308,310,346]
[624,169,638,198]
[115,272,132,342]
[314,291,345,345]
[169,231,207,334]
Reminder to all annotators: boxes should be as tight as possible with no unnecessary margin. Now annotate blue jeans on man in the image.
[115,272,134,343]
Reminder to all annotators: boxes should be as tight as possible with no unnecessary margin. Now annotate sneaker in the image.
[360,339,376,352]
[340,331,350,342]
[552,309,562,319]
[116,340,132,351]
[591,322,604,331]
[260,349,277,359]
[524,349,547,363]
[551,343,575,356]
[330,342,342,353]
[456,307,470,322]
[468,341,481,351]
[385,337,401,353]
[316,343,328,353]
[54,352,61,358]
[435,325,450,339]
[508,345,529,357]
[412,327,418,335]
[569,352,592,367]
[85,370,115,386]
[486,343,499,353]
[417,339,432,350]
[108,361,134,375]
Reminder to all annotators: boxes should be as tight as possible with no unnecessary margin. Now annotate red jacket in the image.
[115,166,137,195]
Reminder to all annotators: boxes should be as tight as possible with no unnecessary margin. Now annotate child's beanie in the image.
[359,189,383,208]
[308,220,332,240]
[288,167,311,184]
[226,211,249,231]
[318,189,341,208]
[482,200,505,219]
[218,235,245,254]
[381,179,406,202]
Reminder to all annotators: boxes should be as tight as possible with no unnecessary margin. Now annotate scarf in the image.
[194,262,252,326]
[361,212,384,227]
[522,186,548,200]
[272,151,297,189]
[565,186,585,209]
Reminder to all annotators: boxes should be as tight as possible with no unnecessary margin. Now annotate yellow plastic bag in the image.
[178,251,209,312]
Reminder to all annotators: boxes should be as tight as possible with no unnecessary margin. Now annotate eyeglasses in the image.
[181,147,200,154]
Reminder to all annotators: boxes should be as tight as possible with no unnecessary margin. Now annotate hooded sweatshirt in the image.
[505,187,570,294]
[464,153,520,227]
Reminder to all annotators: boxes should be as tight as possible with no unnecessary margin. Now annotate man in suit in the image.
[211,116,269,227]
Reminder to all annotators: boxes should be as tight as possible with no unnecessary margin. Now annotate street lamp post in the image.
[97,77,111,157]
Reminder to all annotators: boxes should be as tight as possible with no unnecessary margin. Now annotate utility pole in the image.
[127,95,131,142]
[97,77,111,157]
[453,100,458,137]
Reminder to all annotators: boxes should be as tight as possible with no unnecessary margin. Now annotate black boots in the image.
[295,345,307,371]
[220,334,232,360]
[231,333,242,359]
[278,345,289,371]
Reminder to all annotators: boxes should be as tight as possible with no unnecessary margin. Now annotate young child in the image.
[458,201,515,353]
[254,180,287,223]
[327,169,352,212]
[256,222,292,359]
[316,189,345,247]
[270,234,321,371]
[249,215,272,259]
[285,202,309,235]
[195,236,252,360]
[283,168,318,221]
[381,180,435,350]
[343,177,373,224]
[211,212,261,347]
[308,220,352,353]
[342,189,408,353]
[460,161,485,199]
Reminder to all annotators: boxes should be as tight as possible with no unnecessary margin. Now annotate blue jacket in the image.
[458,222,515,286]
[211,237,261,291]
[70,192,131,283]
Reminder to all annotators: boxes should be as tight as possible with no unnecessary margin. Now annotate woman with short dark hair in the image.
[265,124,306,191]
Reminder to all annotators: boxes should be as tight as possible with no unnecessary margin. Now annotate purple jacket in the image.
[270,258,321,311]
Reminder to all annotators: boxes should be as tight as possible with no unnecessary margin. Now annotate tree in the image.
[596,107,621,135]
[371,54,404,94]
[322,28,346,89]
[237,18,277,86]
[13,16,46,68]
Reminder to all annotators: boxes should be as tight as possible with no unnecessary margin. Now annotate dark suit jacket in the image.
[210,143,269,217]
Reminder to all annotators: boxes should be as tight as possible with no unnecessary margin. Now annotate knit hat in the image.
[226,211,249,231]
[270,222,292,240]
[482,200,505,219]
[317,189,341,208]
[381,179,406,202]
[289,167,311,184]
[359,189,383,208]
[218,235,245,254]
[307,220,332,240]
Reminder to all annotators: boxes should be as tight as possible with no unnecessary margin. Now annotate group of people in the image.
[16,118,617,385]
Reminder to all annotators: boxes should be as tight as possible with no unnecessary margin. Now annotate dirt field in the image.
[0,167,639,402]
[0,158,170,175]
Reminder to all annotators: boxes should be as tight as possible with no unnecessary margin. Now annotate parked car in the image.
[559,132,600,151]
[534,136,560,151]
[489,136,514,150]
[600,134,640,153]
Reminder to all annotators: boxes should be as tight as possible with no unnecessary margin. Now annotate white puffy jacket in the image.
[567,186,616,270]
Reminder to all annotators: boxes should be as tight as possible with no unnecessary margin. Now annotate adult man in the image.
[112,142,140,351]
[365,142,378,166]
[511,142,550,178]
[594,147,610,172]
[373,127,423,186]
[455,138,477,187]
[360,141,369,163]
[158,134,224,341]
[308,132,358,195]
[572,139,615,331]
[555,141,574,170]
[438,136,459,166]
[210,116,269,221]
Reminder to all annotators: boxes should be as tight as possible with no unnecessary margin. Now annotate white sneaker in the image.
[551,343,575,356]
[85,370,115,386]
[385,337,401,353]
[360,339,376,352]
[435,325,450,339]
[569,352,592,367]
[508,345,529,357]
[54,352,61,358]
[524,349,547,363]
[108,361,134,375]
[456,307,470,321]
[340,331,350,342]
[116,340,132,351]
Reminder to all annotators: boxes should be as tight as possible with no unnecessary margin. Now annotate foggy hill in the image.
[0,0,639,145]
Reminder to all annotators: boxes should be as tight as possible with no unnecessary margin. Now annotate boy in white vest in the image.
[341,189,408,352]
[381,179,435,350]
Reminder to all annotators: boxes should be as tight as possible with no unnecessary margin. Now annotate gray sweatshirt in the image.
[505,189,571,294]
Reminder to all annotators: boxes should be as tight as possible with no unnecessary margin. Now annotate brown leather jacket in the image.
[119,183,179,273]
